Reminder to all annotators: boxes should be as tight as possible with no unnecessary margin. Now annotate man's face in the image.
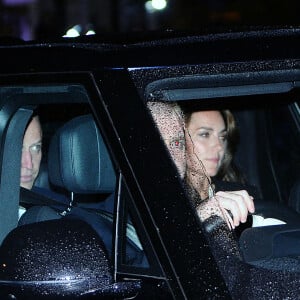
[158,110,186,178]
[148,102,186,178]
[20,116,42,189]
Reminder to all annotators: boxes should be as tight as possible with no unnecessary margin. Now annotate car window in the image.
[117,178,164,275]
[0,83,164,285]
[230,101,300,203]
[265,104,300,201]
[145,91,300,298]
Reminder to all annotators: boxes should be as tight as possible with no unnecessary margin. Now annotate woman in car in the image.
[182,106,300,228]
[184,109,241,181]
[147,101,254,230]
[148,101,300,299]
[182,107,255,229]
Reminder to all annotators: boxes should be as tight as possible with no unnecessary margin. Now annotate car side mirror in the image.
[0,219,141,299]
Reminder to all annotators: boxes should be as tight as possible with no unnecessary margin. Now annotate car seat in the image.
[48,114,116,196]
[20,114,146,266]
[20,114,116,223]
[19,114,116,229]
[233,110,263,197]
[289,179,300,214]
[33,163,51,189]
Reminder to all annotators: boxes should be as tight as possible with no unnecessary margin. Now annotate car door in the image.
[0,70,209,299]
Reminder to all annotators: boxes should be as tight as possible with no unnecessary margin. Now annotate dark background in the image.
[1,0,300,41]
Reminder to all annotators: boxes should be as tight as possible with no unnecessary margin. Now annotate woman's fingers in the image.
[220,207,235,230]
[214,190,255,227]
[215,193,244,227]
[230,190,255,214]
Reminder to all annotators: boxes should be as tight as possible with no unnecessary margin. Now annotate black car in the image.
[0,28,299,299]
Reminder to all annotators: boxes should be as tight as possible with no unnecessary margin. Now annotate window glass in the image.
[0,83,163,281]
[266,105,300,201]
[0,84,119,258]
[117,178,163,276]
[146,96,300,299]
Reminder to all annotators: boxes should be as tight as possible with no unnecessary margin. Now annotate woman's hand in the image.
[215,190,255,229]
[196,190,255,230]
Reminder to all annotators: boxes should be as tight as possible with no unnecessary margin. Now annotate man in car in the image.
[20,115,42,190]
[19,114,64,222]
[18,115,43,220]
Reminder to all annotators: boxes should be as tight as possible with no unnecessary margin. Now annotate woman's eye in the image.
[170,139,184,149]
[199,132,209,138]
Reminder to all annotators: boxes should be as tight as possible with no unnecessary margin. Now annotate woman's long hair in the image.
[183,107,244,183]
[217,110,244,183]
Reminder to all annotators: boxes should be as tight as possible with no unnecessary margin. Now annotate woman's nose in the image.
[211,136,223,151]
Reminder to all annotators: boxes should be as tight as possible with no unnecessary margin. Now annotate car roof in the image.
[1,26,300,71]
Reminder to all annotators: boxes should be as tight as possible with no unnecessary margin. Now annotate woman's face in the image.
[148,102,186,178]
[159,110,186,178]
[185,110,227,177]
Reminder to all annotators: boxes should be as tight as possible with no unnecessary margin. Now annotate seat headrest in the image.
[289,180,300,214]
[48,115,116,194]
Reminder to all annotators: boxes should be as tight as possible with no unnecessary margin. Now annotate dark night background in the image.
[0,0,300,41]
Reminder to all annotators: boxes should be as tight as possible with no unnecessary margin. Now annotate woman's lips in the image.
[206,158,219,164]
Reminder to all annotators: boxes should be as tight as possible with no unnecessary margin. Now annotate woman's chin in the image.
[206,169,218,178]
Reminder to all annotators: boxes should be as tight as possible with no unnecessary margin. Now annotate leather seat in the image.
[48,114,116,195]
[33,163,50,190]
[289,179,300,214]
[20,114,147,267]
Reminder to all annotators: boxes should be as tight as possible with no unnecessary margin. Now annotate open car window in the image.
[0,82,168,296]
[144,68,300,298]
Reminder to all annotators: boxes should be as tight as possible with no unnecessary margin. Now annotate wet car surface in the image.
[0,28,299,299]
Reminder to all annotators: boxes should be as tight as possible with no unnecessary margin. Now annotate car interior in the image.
[0,85,154,297]
[17,103,149,268]
[142,67,300,268]
[32,113,147,266]
[146,97,300,270]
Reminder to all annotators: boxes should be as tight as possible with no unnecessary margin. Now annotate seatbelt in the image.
[20,187,68,207]
[20,187,109,218]
[0,108,33,244]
